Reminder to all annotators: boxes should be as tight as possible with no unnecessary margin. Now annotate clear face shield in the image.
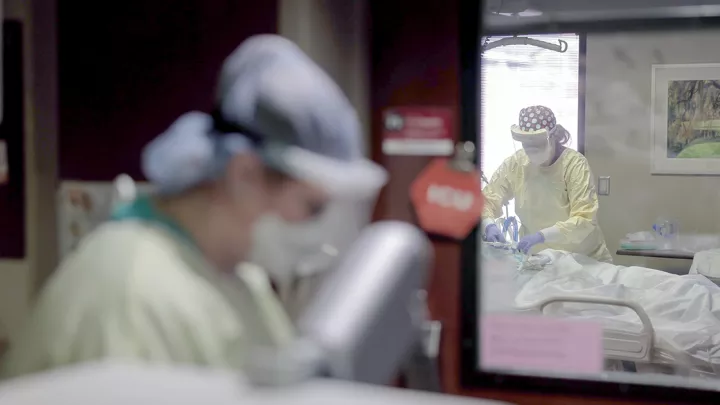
[248,143,389,314]
[510,124,556,167]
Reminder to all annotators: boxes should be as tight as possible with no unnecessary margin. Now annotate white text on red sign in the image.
[426,184,474,212]
[406,116,444,128]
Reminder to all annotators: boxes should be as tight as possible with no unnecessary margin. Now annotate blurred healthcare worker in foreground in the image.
[2,35,387,378]
[482,105,612,263]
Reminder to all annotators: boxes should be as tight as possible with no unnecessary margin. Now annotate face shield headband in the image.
[510,124,559,166]
[210,107,388,200]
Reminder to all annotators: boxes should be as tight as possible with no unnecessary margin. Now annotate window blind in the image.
[479,33,580,223]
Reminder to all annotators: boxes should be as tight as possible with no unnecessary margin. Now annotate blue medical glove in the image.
[485,224,506,243]
[517,232,545,254]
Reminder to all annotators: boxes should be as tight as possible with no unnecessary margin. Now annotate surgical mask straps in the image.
[210,107,265,146]
[209,107,288,175]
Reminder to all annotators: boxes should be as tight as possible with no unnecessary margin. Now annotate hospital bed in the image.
[481,244,720,379]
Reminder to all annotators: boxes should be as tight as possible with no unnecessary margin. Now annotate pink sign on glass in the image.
[480,314,604,374]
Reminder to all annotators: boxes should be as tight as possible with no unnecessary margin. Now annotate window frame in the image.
[460,2,720,401]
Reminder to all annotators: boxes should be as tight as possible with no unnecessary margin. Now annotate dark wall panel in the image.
[0,21,26,259]
[58,1,278,180]
[369,0,461,394]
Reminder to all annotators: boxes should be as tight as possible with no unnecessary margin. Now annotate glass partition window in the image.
[475,11,720,396]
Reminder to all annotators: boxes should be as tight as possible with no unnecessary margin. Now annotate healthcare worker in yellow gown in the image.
[1,35,387,378]
[482,105,612,263]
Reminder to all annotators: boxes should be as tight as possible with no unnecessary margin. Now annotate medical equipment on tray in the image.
[653,218,679,249]
[245,221,438,389]
[482,241,548,273]
[620,231,658,251]
[653,218,678,238]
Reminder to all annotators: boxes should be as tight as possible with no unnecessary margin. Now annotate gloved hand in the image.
[485,224,506,243]
[517,232,545,254]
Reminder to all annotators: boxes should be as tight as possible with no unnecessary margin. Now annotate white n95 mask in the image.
[248,214,336,287]
[247,200,369,287]
[524,140,555,166]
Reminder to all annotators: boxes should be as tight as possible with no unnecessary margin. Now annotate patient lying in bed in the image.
[483,247,720,377]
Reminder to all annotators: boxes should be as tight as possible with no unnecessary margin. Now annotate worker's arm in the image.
[540,154,599,245]
[481,156,516,230]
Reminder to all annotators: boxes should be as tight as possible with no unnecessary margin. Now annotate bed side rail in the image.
[536,296,655,362]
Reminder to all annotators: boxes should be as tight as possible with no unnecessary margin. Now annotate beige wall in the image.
[584,30,720,273]
[277,0,370,318]
[279,0,369,154]
[0,0,58,338]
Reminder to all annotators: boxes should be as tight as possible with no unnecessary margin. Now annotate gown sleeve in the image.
[481,155,517,226]
[540,153,600,245]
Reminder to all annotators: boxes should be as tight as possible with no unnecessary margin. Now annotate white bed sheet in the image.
[500,250,720,372]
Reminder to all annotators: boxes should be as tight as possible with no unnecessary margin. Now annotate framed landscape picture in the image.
[651,63,720,175]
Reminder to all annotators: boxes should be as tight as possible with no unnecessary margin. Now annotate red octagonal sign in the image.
[410,158,483,240]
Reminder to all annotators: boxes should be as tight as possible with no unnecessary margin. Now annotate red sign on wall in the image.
[382,106,454,156]
[410,158,483,240]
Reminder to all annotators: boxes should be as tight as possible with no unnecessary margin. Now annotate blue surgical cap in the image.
[142,35,379,195]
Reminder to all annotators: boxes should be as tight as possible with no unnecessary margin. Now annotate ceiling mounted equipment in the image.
[481,36,568,53]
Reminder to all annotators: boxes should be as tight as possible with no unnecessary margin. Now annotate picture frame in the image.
[651,63,720,175]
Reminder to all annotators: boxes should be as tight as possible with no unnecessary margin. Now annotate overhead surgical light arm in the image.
[482,36,568,53]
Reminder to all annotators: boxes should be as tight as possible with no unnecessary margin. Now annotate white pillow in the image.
[690,249,720,279]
